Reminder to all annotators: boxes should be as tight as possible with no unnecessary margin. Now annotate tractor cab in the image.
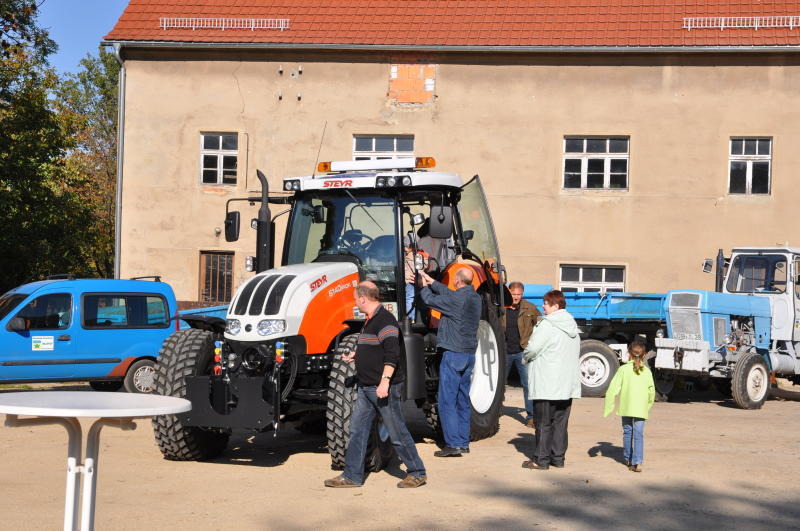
[281,157,503,320]
[720,247,800,342]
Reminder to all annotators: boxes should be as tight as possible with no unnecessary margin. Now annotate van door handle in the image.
[57,335,71,341]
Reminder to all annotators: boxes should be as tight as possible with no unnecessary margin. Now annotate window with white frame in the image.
[353,135,414,160]
[201,133,238,185]
[729,138,771,195]
[559,265,625,293]
[563,137,629,190]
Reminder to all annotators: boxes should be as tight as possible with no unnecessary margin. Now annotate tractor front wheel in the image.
[326,333,392,471]
[731,352,770,409]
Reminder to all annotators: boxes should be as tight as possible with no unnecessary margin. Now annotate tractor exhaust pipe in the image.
[715,249,725,293]
[255,170,274,273]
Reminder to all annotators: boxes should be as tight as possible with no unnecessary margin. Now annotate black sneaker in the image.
[458,447,470,454]
[434,446,463,457]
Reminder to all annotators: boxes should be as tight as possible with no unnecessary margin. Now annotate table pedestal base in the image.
[5,415,136,531]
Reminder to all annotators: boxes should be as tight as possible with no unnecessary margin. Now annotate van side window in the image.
[83,294,169,329]
[14,293,72,330]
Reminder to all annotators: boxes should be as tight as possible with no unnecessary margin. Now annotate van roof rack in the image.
[46,274,76,280]
[130,275,162,282]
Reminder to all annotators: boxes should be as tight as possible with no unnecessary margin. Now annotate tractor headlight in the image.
[257,319,286,336]
[401,176,412,186]
[226,319,241,335]
[655,328,666,339]
[386,176,397,187]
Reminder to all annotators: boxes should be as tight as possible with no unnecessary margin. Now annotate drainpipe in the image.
[110,43,126,279]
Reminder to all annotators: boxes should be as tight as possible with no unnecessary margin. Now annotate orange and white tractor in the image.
[152,157,508,470]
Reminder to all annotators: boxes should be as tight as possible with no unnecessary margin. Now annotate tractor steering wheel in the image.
[334,229,374,256]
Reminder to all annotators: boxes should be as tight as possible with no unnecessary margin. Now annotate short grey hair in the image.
[508,281,524,291]
[355,281,379,301]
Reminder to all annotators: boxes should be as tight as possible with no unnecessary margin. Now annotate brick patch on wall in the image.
[388,64,436,104]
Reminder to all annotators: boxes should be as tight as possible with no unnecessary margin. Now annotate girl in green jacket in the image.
[603,341,655,472]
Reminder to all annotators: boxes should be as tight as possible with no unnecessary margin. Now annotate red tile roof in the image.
[104,1,800,48]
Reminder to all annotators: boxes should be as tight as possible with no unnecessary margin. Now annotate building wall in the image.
[118,50,800,301]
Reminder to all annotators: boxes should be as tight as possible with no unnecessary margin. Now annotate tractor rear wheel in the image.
[152,329,230,460]
[326,334,392,471]
[732,352,770,409]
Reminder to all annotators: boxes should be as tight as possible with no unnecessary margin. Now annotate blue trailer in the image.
[523,284,667,396]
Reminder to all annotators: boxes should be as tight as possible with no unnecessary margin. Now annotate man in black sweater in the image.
[324,281,427,489]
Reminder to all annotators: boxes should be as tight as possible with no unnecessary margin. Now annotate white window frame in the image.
[200,132,238,185]
[559,265,625,293]
[728,137,771,195]
[563,137,629,191]
[353,135,414,161]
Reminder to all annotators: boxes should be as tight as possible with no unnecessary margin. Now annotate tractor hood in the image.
[224,262,360,349]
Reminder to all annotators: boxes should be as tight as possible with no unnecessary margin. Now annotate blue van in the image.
[0,278,181,392]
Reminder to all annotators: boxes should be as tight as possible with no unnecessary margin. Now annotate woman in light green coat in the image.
[521,290,581,470]
[603,341,655,472]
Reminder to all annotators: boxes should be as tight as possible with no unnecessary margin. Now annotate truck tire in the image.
[152,329,230,460]
[326,334,392,472]
[123,359,156,393]
[579,340,619,397]
[731,352,770,409]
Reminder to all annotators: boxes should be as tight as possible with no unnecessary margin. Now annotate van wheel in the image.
[732,352,770,409]
[152,329,230,460]
[326,334,392,471]
[579,340,618,397]
[124,359,156,393]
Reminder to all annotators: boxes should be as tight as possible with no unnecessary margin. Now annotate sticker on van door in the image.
[32,336,54,351]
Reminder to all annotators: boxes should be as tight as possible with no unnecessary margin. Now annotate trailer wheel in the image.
[579,340,618,397]
[123,359,156,393]
[326,333,392,472]
[152,329,230,460]
[731,352,770,409]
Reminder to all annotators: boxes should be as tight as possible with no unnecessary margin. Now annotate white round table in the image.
[0,391,190,531]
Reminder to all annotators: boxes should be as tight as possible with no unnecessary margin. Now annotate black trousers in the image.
[533,399,573,466]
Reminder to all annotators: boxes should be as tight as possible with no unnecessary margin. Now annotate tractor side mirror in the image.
[464,230,474,242]
[428,205,453,239]
[8,317,27,332]
[702,258,713,273]
[312,205,326,224]
[225,211,241,242]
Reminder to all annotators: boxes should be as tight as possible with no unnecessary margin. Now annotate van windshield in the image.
[0,293,28,321]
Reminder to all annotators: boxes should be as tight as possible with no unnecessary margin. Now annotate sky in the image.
[37,0,130,74]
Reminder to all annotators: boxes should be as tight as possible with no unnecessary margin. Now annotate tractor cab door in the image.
[458,176,505,306]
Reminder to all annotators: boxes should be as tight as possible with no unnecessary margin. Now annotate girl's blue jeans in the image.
[622,416,645,466]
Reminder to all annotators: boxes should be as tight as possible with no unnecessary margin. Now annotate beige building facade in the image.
[111,47,800,303]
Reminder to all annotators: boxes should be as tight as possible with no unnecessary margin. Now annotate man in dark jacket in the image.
[419,268,481,457]
[324,281,427,488]
[501,281,541,427]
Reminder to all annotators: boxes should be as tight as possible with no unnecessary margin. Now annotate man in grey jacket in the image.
[419,268,482,457]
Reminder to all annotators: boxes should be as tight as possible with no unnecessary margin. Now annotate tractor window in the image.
[286,193,399,299]
[726,255,787,294]
[458,176,501,268]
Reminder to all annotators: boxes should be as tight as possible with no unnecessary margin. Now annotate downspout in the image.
[110,42,126,279]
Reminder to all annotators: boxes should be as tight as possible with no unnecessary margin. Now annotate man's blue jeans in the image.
[622,416,645,466]
[505,351,533,420]
[343,383,427,485]
[438,350,475,449]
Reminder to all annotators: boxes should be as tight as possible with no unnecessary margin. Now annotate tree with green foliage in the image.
[56,48,119,279]
[0,0,106,293]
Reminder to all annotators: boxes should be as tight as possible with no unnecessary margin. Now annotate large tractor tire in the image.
[579,340,619,397]
[152,329,231,460]
[731,352,770,409]
[326,334,392,471]
[425,292,507,442]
